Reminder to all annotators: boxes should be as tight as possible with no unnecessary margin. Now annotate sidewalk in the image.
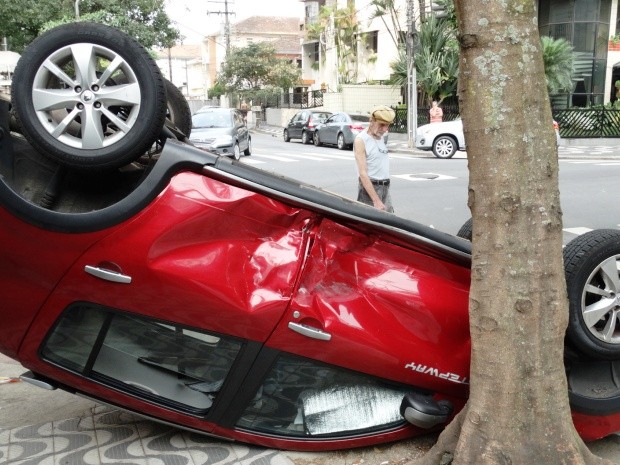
[2,352,620,464]
[0,353,431,465]
[253,124,620,159]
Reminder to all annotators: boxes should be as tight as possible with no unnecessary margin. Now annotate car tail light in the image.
[349,124,365,131]
[308,117,315,128]
[553,121,559,130]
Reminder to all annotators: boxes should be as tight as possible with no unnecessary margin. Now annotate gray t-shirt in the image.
[356,130,390,180]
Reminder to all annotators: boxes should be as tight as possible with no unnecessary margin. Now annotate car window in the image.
[192,111,232,129]
[42,303,243,413]
[325,115,337,124]
[351,115,370,123]
[233,110,244,125]
[313,112,331,122]
[237,353,410,437]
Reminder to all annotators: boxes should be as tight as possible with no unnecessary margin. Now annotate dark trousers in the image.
[357,180,394,213]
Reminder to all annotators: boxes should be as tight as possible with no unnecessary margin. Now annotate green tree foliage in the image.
[218,42,301,95]
[368,0,404,49]
[0,0,66,52]
[415,14,459,105]
[541,36,575,95]
[306,4,359,84]
[208,80,227,99]
[388,13,459,106]
[387,46,408,89]
[0,0,179,53]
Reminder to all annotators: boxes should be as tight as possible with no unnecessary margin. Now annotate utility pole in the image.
[208,0,234,56]
[406,0,418,148]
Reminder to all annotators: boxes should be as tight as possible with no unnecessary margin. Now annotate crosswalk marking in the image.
[564,227,593,235]
[250,150,413,163]
[561,159,620,165]
[249,153,297,162]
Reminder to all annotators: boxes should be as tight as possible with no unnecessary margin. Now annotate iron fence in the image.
[390,105,460,134]
[552,108,620,138]
[281,90,324,108]
[252,88,620,138]
[252,90,324,110]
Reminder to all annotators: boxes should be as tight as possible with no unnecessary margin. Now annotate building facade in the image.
[538,0,620,107]
[299,0,620,108]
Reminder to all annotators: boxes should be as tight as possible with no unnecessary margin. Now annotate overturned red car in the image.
[1,22,620,452]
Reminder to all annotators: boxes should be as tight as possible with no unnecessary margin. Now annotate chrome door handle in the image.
[288,322,331,341]
[84,265,132,284]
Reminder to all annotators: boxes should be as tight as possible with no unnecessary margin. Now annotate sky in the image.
[165,0,305,44]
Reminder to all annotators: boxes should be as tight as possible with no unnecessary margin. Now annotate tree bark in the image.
[409,1,616,464]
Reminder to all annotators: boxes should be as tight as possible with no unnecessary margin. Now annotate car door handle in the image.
[84,265,132,284]
[288,322,331,341]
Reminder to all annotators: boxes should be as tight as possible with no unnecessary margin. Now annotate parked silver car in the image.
[190,108,251,160]
[314,112,370,150]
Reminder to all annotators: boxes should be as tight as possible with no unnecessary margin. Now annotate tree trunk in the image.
[409,1,615,464]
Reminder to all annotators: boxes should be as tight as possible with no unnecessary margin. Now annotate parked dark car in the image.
[190,108,251,160]
[3,22,620,453]
[283,110,332,144]
[314,112,371,150]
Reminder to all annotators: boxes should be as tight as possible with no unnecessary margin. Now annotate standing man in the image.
[354,105,396,212]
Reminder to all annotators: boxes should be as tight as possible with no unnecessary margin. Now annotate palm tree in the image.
[388,13,458,108]
[541,36,574,95]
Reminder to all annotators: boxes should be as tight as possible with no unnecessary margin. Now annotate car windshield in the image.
[192,111,232,129]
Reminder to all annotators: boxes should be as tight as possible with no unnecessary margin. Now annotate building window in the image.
[538,0,611,107]
[364,31,379,54]
[312,42,319,62]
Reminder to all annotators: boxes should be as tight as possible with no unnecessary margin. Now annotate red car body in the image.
[0,101,618,450]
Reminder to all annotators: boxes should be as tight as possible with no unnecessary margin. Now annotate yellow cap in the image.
[371,105,396,124]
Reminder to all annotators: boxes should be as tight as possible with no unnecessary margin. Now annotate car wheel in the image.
[244,137,252,156]
[456,218,473,241]
[314,132,322,147]
[233,143,241,160]
[164,78,191,137]
[11,22,167,171]
[337,133,347,150]
[283,129,290,142]
[301,130,310,145]
[564,229,620,359]
[432,136,457,159]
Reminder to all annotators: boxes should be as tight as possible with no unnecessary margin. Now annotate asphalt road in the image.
[246,131,620,239]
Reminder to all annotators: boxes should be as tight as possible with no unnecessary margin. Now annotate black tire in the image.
[164,79,191,136]
[314,132,322,147]
[563,229,620,359]
[11,22,166,171]
[283,129,290,142]
[244,137,252,156]
[301,130,310,144]
[432,135,457,159]
[337,133,347,150]
[456,218,473,241]
[233,142,241,160]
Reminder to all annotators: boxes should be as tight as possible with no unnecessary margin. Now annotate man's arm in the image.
[353,137,386,210]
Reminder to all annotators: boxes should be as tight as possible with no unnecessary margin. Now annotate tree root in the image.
[399,404,617,465]
[405,406,467,465]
